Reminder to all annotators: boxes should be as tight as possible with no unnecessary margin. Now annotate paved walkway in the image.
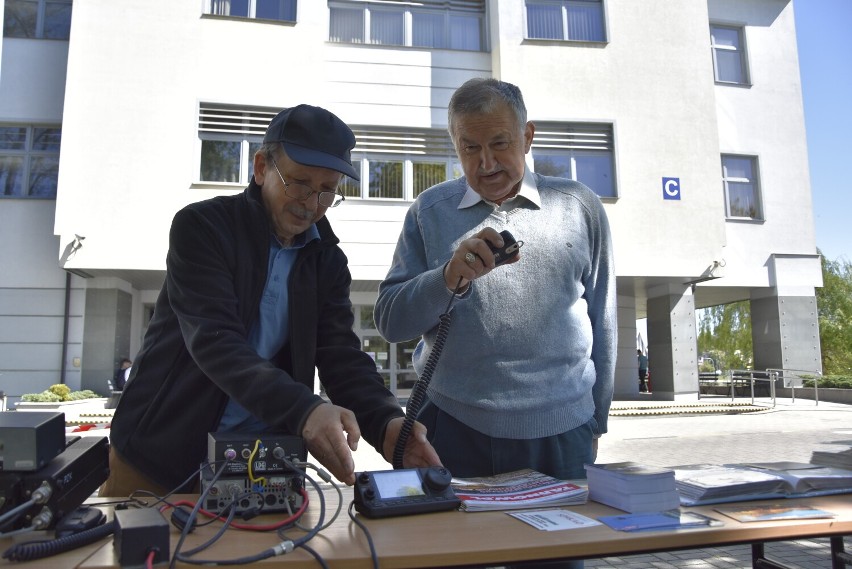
[348,396,852,568]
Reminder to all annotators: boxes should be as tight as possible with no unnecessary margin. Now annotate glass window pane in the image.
[0,127,28,151]
[449,14,480,51]
[370,10,403,46]
[247,141,261,181]
[412,12,444,48]
[413,162,446,197]
[256,0,295,21]
[368,161,403,199]
[28,155,59,197]
[229,0,250,17]
[724,157,752,180]
[715,50,744,83]
[359,305,375,330]
[329,7,363,43]
[567,1,604,41]
[727,181,756,218]
[0,156,25,196]
[527,3,563,40]
[4,0,38,38]
[32,128,61,151]
[574,153,614,197]
[200,139,240,182]
[711,26,740,48]
[44,1,72,40]
[362,335,390,371]
[532,153,572,178]
[339,176,360,198]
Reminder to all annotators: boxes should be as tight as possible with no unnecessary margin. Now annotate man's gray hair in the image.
[447,78,528,137]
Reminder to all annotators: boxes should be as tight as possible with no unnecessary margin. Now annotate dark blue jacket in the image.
[110,180,402,491]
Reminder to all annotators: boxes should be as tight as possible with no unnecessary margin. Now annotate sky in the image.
[794,0,852,264]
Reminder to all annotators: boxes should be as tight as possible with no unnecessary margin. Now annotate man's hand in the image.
[382,417,442,468]
[443,227,520,291]
[301,403,360,485]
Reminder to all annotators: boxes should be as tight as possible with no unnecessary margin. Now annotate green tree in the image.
[697,301,753,371]
[816,253,852,375]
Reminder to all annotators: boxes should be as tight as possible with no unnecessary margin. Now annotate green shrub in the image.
[20,385,103,402]
[802,375,852,389]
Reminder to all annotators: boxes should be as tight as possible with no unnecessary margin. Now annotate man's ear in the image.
[253,152,268,185]
[523,121,535,153]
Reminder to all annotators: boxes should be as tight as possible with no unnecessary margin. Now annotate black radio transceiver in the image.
[353,467,460,518]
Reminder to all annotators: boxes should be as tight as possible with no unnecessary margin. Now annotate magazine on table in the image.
[714,503,837,523]
[672,462,852,506]
[598,510,723,532]
[450,469,588,512]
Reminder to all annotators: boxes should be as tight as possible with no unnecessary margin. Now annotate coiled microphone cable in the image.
[392,276,464,469]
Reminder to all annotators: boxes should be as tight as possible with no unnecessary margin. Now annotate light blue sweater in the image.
[375,170,616,440]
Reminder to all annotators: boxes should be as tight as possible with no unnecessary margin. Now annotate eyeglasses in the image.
[271,160,345,208]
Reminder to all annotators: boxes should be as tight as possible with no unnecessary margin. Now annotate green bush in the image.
[20,385,103,402]
[802,375,852,389]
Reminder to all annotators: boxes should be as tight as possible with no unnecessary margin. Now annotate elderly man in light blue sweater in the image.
[375,79,616,494]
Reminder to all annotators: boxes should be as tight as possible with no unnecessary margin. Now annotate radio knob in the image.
[423,467,453,491]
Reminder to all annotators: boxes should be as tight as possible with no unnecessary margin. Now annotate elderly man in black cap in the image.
[102,105,440,497]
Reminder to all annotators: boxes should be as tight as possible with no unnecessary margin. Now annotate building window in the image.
[526,0,605,42]
[198,104,271,185]
[205,0,296,22]
[531,122,615,198]
[342,128,458,201]
[0,125,61,198]
[352,304,418,396]
[3,0,72,39]
[721,155,762,219]
[710,24,749,85]
[329,0,486,51]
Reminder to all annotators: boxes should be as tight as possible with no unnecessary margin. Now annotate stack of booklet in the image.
[672,461,852,506]
[810,440,852,470]
[450,469,588,512]
[584,462,680,513]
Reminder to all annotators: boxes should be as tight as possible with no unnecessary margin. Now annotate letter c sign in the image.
[663,177,680,200]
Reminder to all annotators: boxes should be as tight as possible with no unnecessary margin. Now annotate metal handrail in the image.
[766,368,821,406]
[725,369,775,407]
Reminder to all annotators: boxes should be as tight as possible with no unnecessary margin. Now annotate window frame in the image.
[328,0,487,52]
[710,23,750,86]
[524,0,607,43]
[721,154,763,220]
[3,0,72,40]
[530,122,616,199]
[203,0,297,24]
[0,124,61,199]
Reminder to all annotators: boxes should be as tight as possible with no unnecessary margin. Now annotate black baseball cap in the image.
[263,104,359,181]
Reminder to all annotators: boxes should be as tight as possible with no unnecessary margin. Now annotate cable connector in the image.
[30,482,53,504]
[272,540,295,556]
[30,507,53,530]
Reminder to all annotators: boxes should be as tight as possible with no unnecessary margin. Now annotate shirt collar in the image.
[457,167,541,210]
[272,223,320,250]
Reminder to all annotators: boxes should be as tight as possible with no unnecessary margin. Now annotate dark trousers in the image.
[417,401,593,569]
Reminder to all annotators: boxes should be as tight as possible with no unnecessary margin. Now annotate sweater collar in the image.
[457,166,541,210]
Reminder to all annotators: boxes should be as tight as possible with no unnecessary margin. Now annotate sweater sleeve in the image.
[584,196,617,436]
[375,204,468,343]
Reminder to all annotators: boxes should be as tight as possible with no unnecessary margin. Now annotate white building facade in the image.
[0,0,822,402]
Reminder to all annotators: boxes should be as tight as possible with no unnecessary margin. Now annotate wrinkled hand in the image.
[443,227,520,291]
[592,437,599,462]
[301,403,360,485]
[382,417,442,468]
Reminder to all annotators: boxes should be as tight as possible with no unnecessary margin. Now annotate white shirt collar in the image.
[457,167,541,210]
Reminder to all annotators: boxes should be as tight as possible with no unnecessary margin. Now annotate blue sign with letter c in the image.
[663,177,680,200]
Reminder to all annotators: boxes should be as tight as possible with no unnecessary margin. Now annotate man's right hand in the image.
[301,403,360,485]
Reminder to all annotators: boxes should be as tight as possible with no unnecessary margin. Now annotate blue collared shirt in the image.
[217,225,320,433]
